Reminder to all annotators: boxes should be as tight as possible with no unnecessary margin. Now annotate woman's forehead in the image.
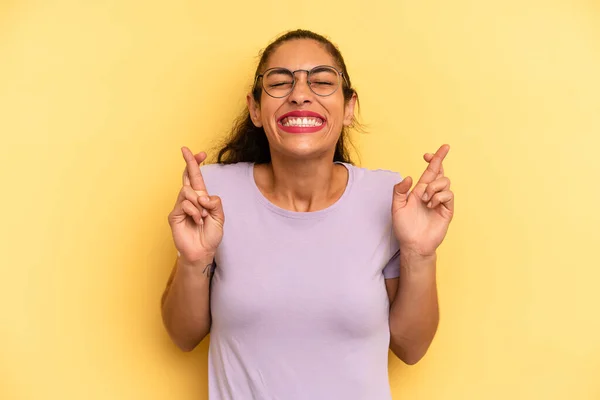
[264,40,337,71]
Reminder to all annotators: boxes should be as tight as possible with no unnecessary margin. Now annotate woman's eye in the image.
[312,81,334,86]
[270,82,292,88]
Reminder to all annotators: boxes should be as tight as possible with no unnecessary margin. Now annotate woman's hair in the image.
[215,29,360,165]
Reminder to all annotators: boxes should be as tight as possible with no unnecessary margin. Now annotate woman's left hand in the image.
[392,144,454,258]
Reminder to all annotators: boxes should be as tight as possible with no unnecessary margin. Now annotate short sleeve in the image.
[382,171,402,279]
[382,249,401,279]
[382,225,401,279]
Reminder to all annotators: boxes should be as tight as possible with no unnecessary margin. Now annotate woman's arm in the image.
[385,252,439,365]
[161,254,214,352]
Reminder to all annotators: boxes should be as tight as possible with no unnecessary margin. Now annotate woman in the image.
[161,29,454,400]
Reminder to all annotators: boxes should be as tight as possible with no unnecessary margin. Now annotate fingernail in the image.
[201,196,209,203]
[422,193,429,201]
[427,201,433,208]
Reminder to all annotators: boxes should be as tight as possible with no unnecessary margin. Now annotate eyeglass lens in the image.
[262,66,340,98]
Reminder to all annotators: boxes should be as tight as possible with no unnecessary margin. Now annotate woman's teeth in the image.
[281,117,324,127]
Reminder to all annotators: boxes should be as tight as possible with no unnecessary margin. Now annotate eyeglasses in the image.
[254,65,346,98]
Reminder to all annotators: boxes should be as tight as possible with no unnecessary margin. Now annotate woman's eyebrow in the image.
[265,68,291,77]
[310,66,334,73]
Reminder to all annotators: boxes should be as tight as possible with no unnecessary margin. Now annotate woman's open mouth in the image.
[277,111,327,134]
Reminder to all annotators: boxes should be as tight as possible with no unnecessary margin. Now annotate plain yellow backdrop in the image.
[1,0,599,399]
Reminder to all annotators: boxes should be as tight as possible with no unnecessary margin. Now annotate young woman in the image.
[162,29,454,400]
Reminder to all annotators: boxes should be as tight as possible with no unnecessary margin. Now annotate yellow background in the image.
[1,0,599,399]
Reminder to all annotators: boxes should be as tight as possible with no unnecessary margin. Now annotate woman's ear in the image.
[247,94,263,127]
[343,92,357,126]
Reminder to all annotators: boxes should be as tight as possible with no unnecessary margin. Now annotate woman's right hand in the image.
[167,147,225,264]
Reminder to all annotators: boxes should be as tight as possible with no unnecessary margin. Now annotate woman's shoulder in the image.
[200,161,251,174]
[199,162,252,192]
[342,163,402,218]
[345,163,403,189]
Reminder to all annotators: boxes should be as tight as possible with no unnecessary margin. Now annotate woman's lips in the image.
[277,111,327,134]
[278,120,327,134]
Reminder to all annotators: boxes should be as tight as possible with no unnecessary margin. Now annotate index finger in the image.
[181,146,206,192]
[417,144,450,185]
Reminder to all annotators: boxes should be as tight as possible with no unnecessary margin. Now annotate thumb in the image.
[393,176,413,209]
[199,195,225,222]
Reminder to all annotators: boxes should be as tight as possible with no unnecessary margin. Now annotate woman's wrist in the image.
[177,252,215,270]
[399,249,437,276]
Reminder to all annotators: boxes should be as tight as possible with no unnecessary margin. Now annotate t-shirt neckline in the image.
[247,162,354,219]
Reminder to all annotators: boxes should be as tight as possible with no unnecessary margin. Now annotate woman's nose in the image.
[288,75,312,104]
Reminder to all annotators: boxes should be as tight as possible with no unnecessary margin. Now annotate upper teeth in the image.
[281,117,324,127]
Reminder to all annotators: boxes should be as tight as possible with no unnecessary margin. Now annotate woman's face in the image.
[248,39,356,161]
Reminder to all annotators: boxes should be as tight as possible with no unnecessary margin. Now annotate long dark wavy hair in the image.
[215,29,360,165]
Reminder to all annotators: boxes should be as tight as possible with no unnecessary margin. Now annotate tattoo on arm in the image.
[202,263,214,278]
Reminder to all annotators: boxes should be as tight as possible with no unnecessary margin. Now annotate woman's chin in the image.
[274,143,335,161]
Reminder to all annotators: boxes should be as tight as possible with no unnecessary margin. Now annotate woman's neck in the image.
[254,154,348,213]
